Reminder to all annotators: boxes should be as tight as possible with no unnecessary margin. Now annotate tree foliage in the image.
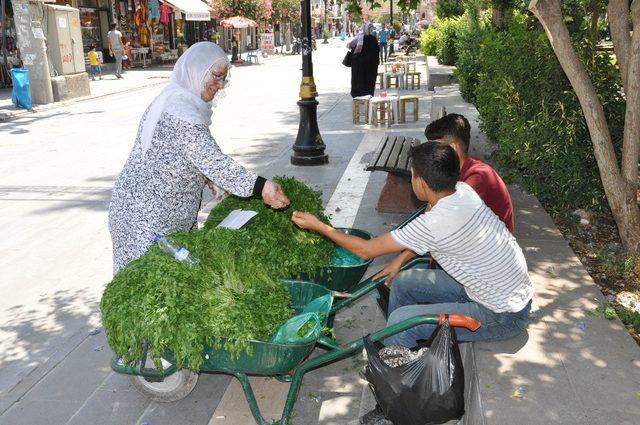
[211,0,273,21]
[436,0,466,18]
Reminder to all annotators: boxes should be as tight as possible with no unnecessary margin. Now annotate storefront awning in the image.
[163,0,211,21]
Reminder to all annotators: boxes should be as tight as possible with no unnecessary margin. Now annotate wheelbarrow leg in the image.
[232,373,271,425]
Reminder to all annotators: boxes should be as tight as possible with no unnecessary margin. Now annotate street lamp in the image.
[291,0,328,166]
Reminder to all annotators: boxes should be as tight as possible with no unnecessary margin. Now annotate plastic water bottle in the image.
[154,234,199,265]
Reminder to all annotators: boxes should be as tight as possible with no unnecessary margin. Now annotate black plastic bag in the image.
[342,50,353,67]
[364,319,464,425]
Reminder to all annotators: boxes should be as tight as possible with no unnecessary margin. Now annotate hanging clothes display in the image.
[159,3,171,24]
[149,0,160,20]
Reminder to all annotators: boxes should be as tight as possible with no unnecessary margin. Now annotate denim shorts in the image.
[90,65,101,74]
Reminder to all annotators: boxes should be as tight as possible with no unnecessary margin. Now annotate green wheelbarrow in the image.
[312,212,428,294]
[110,276,480,425]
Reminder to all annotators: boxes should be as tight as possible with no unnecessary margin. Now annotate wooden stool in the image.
[384,63,395,73]
[406,62,417,72]
[385,73,401,89]
[399,95,419,123]
[352,98,369,124]
[405,72,421,90]
[377,72,384,89]
[371,99,394,126]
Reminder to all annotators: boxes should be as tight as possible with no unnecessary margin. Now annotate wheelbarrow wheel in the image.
[130,369,198,402]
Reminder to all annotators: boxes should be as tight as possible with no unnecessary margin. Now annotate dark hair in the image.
[409,142,460,192]
[110,23,117,30]
[90,44,96,50]
[424,113,471,153]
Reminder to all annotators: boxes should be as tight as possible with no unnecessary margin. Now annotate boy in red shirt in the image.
[375,114,515,317]
[425,113,514,232]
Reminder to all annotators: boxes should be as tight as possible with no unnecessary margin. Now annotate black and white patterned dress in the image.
[108,112,257,274]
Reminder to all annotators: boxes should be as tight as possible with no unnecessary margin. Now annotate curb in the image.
[0,79,168,123]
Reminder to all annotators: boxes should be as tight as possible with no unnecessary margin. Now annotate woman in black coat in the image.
[349,23,380,98]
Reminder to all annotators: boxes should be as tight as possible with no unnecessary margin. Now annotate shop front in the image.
[1,0,20,88]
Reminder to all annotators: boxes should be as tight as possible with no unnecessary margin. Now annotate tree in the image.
[490,0,516,29]
[529,0,640,252]
[271,0,300,23]
[436,0,465,18]
[211,0,273,21]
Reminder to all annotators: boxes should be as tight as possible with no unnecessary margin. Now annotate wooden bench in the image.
[366,135,422,213]
[366,106,447,213]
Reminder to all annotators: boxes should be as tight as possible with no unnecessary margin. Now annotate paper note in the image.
[217,209,258,230]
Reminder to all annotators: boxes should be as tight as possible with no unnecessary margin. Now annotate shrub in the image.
[454,19,493,102]
[419,17,464,66]
[469,15,625,214]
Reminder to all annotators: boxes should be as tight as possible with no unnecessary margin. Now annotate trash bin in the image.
[10,68,31,110]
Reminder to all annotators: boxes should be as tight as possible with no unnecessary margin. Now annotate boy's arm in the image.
[292,212,404,260]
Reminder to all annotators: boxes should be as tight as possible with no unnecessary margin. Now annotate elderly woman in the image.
[349,22,380,98]
[109,42,289,274]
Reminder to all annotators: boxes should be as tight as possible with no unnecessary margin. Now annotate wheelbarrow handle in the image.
[329,256,431,314]
[394,204,428,230]
[440,314,481,332]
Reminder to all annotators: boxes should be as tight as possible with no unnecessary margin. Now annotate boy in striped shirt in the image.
[292,142,533,345]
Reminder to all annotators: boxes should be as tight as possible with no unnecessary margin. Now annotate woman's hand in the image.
[206,179,217,196]
[261,181,290,210]
[373,253,405,286]
[291,211,325,232]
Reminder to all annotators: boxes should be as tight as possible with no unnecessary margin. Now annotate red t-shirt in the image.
[459,157,515,233]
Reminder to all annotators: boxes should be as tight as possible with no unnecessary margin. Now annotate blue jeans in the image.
[379,43,388,63]
[385,268,531,347]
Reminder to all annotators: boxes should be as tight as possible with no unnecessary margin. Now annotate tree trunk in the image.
[608,0,631,92]
[621,1,640,190]
[590,0,600,45]
[529,0,640,252]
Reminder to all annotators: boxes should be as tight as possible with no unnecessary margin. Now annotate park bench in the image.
[366,107,446,213]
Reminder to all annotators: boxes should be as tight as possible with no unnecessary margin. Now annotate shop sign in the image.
[185,11,209,21]
[260,33,274,54]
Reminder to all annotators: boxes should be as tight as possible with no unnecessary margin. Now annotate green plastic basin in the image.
[311,228,373,292]
[198,280,332,375]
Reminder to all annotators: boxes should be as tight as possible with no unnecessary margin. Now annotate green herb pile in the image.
[204,176,334,279]
[101,177,333,371]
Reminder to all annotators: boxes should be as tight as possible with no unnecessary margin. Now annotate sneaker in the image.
[360,405,392,425]
[99,77,102,80]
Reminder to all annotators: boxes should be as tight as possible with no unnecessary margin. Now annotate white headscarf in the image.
[140,42,230,153]
[354,21,374,54]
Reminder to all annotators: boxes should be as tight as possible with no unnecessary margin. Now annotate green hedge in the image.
[452,15,625,214]
[420,17,465,65]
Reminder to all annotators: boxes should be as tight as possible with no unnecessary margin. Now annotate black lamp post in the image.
[291,0,328,166]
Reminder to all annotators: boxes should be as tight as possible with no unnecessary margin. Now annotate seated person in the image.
[376,113,516,316]
[292,142,533,345]
[425,113,514,233]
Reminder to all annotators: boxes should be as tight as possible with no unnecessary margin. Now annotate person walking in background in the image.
[108,23,125,79]
[378,23,390,63]
[87,44,102,81]
[349,22,380,98]
[123,40,133,69]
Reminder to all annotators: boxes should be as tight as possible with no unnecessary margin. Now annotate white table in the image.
[131,47,150,68]
[369,95,399,126]
[383,71,405,89]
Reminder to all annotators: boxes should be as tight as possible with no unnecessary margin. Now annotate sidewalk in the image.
[0,66,172,122]
[0,48,295,122]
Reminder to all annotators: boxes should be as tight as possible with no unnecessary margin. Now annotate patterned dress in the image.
[109,112,257,274]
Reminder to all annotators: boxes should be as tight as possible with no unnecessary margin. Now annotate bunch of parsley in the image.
[101,177,333,371]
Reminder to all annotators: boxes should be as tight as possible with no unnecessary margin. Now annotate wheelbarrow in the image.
[110,276,480,425]
[313,209,428,293]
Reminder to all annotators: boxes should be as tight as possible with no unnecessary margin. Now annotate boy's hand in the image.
[373,253,405,286]
[291,211,324,232]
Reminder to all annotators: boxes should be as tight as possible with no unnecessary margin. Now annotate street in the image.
[0,40,361,424]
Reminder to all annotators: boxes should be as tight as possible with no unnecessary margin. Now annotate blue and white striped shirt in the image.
[391,182,533,313]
